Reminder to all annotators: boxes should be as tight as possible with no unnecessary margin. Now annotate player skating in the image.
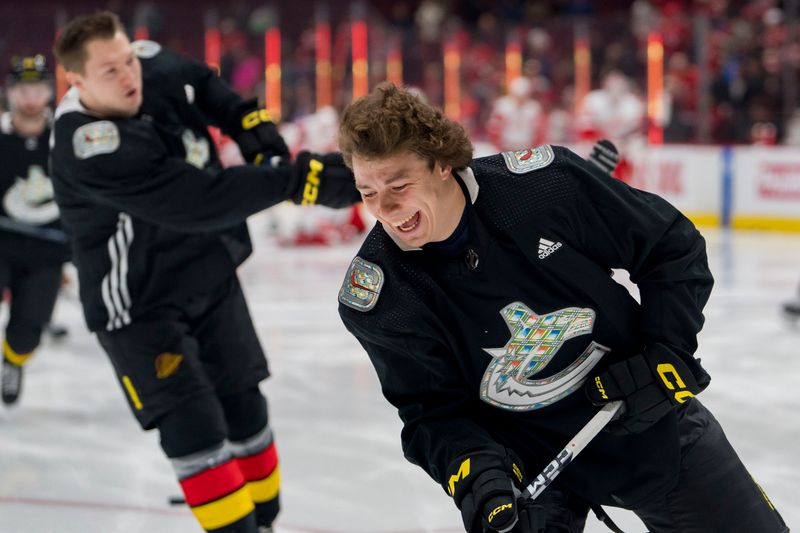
[337,83,788,532]
[51,12,359,533]
[0,55,70,406]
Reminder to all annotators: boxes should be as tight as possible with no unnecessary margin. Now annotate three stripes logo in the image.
[538,237,562,259]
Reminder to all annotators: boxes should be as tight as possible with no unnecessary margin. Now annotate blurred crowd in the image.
[1,0,799,148]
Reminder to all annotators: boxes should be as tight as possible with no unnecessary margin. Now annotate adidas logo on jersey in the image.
[538,237,562,259]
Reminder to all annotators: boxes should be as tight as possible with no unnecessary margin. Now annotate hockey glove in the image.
[445,449,530,533]
[588,139,619,175]
[585,343,710,435]
[226,100,289,164]
[283,151,361,208]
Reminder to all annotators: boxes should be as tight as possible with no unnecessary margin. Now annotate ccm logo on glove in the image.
[656,363,694,403]
[241,108,273,130]
[302,159,324,205]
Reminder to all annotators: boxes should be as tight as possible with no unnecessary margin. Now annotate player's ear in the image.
[64,70,82,90]
[437,162,453,181]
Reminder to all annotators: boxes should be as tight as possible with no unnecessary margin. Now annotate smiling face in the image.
[353,151,466,248]
[66,31,142,118]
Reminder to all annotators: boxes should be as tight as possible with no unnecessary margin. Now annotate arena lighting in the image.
[443,33,462,121]
[574,31,591,117]
[52,21,68,102]
[315,14,333,109]
[55,63,68,103]
[647,31,664,145]
[387,33,403,87]
[265,26,282,122]
[204,26,221,74]
[505,30,522,91]
[351,19,369,99]
[134,26,149,41]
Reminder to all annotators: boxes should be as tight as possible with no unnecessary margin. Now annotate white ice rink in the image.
[1,216,798,533]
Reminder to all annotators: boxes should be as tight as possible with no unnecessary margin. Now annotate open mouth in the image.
[395,211,420,233]
[125,88,137,99]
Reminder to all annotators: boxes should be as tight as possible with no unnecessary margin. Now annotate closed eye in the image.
[391,184,408,192]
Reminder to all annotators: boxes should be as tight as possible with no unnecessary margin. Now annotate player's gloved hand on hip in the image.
[445,449,532,533]
[585,342,710,435]
[281,151,361,208]
[226,99,289,164]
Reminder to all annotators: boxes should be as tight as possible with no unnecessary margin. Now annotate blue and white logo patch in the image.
[502,145,554,175]
[339,256,384,312]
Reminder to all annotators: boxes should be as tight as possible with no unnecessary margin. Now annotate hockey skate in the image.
[45,322,70,339]
[783,298,800,324]
[2,358,23,405]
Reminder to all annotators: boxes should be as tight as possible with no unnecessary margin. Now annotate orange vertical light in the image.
[316,20,332,109]
[574,33,591,116]
[55,64,68,103]
[647,31,664,145]
[134,26,149,41]
[386,33,403,86]
[265,27,282,122]
[205,27,221,73]
[351,20,369,99]
[53,28,67,102]
[443,33,462,121]
[505,32,522,90]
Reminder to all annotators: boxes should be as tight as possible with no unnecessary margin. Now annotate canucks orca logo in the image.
[2,164,59,225]
[480,302,609,411]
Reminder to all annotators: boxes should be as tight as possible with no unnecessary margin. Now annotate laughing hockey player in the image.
[51,11,359,533]
[336,83,789,533]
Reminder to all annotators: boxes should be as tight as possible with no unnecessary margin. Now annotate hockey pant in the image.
[534,400,788,533]
[0,259,61,367]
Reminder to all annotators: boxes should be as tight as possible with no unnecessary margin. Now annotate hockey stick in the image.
[0,215,68,243]
[519,400,623,501]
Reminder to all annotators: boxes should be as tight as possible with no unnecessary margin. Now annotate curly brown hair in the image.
[338,82,473,171]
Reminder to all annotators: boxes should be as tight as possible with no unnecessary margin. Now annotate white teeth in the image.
[395,212,416,227]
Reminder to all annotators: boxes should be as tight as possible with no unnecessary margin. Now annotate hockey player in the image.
[0,55,70,405]
[51,12,359,533]
[337,83,788,533]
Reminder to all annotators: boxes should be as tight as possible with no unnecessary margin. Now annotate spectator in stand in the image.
[576,70,645,145]
[486,77,544,152]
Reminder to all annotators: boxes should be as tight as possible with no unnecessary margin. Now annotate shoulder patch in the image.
[502,145,554,174]
[72,121,120,159]
[339,256,384,312]
[132,40,162,59]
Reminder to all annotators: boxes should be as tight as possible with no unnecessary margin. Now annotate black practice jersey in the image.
[338,145,714,508]
[0,112,69,264]
[51,41,294,332]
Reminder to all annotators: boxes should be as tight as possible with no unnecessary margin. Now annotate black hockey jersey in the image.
[338,145,714,508]
[51,41,294,332]
[0,112,69,264]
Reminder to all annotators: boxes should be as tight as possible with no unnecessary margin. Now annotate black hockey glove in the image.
[283,151,361,208]
[585,343,710,435]
[588,139,619,175]
[445,449,538,533]
[226,100,289,164]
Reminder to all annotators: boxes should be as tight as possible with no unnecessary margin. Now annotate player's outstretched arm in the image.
[275,151,361,209]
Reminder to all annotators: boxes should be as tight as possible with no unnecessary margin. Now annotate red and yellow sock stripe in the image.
[179,459,255,531]
[3,339,32,367]
[237,441,280,504]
